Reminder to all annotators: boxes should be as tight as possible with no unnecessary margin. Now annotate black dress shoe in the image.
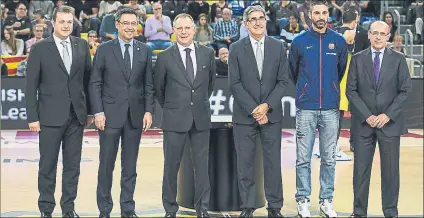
[349,213,364,218]
[268,209,284,217]
[164,212,176,218]
[196,210,210,218]
[99,212,110,218]
[121,211,138,218]
[62,210,79,218]
[41,212,52,218]
[239,208,255,218]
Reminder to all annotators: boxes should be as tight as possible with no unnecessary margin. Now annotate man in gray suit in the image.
[228,5,290,218]
[89,8,154,218]
[346,21,411,218]
[154,13,216,218]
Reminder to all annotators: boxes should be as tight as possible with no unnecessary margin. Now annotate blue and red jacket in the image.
[289,28,348,110]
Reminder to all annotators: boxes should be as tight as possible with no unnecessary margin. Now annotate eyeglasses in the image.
[154,8,162,11]
[175,26,193,32]
[18,8,27,11]
[118,21,138,27]
[88,35,97,38]
[247,16,266,23]
[35,30,44,32]
[369,31,389,37]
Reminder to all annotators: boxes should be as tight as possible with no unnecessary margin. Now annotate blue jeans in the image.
[146,40,173,56]
[295,108,339,202]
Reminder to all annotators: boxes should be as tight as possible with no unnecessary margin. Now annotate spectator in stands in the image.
[87,30,99,56]
[70,0,101,33]
[25,24,44,51]
[215,47,228,76]
[280,13,305,45]
[298,0,311,30]
[1,27,24,56]
[413,3,423,44]
[16,46,30,76]
[360,0,380,17]
[99,6,120,42]
[1,57,8,76]
[31,10,53,38]
[145,2,173,55]
[269,0,298,33]
[1,4,6,30]
[3,2,32,41]
[188,0,209,23]
[194,13,213,48]
[126,0,147,24]
[213,8,238,49]
[391,34,408,56]
[4,0,21,16]
[383,11,397,42]
[210,0,231,23]
[162,0,189,22]
[28,0,54,20]
[99,0,122,19]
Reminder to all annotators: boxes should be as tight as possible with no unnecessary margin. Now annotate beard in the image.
[312,19,327,29]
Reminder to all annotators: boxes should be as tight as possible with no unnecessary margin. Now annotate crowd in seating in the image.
[1,0,423,77]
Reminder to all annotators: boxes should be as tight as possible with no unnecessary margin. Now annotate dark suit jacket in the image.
[346,47,412,137]
[89,38,154,129]
[154,43,216,132]
[353,25,370,54]
[25,36,92,126]
[229,36,290,125]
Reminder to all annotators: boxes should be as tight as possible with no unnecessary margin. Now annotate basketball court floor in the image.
[1,129,423,217]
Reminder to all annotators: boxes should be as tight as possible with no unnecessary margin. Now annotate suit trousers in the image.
[162,123,211,213]
[353,130,400,217]
[233,121,283,209]
[96,110,142,214]
[38,105,84,214]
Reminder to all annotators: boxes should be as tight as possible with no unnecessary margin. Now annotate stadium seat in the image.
[152,50,164,55]
[171,34,176,42]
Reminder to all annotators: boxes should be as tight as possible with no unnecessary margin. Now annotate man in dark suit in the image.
[154,13,216,218]
[89,8,154,218]
[228,5,289,218]
[346,21,411,218]
[25,6,92,218]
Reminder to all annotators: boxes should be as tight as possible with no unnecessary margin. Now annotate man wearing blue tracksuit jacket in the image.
[288,1,348,217]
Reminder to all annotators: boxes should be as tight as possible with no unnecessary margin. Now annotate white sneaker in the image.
[335,148,352,161]
[320,199,338,217]
[297,199,311,217]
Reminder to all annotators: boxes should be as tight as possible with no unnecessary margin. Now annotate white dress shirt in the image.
[52,33,72,70]
[250,35,265,61]
[371,46,385,70]
[177,41,197,78]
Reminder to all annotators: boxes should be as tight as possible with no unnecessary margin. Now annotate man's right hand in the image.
[28,121,41,132]
[258,115,268,125]
[366,115,377,127]
[95,114,106,131]
[157,27,165,32]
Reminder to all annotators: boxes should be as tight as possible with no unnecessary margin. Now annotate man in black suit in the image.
[346,21,411,218]
[89,8,154,218]
[25,5,92,218]
[154,13,216,218]
[228,5,289,218]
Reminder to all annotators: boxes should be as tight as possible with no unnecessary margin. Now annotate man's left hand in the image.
[374,113,390,128]
[252,103,269,120]
[86,116,94,128]
[143,112,153,131]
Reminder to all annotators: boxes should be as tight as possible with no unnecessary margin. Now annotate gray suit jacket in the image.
[154,43,216,132]
[25,36,92,126]
[89,38,154,129]
[346,47,412,137]
[229,36,290,125]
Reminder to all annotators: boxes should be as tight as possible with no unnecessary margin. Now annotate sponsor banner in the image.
[1,76,423,129]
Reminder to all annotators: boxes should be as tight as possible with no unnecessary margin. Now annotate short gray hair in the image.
[173,13,194,27]
[243,5,266,22]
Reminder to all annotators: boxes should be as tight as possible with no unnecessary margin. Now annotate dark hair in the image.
[382,11,397,28]
[33,9,45,17]
[52,5,75,21]
[196,13,211,36]
[15,2,27,10]
[114,7,138,21]
[288,12,299,21]
[308,0,328,13]
[342,9,357,24]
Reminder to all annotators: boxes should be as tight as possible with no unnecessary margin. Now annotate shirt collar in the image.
[249,35,265,45]
[118,36,133,47]
[371,46,385,54]
[176,41,195,52]
[52,33,70,44]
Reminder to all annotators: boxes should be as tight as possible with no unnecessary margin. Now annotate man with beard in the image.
[229,5,289,218]
[89,8,154,218]
[288,1,348,217]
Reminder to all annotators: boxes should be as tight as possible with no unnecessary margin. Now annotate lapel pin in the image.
[137,47,140,50]
[202,66,206,69]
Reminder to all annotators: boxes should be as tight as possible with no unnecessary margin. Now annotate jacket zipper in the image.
[319,34,322,108]
[298,83,308,100]
[333,82,339,93]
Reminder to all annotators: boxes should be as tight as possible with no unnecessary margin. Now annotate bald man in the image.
[216,47,228,76]
[213,8,239,49]
[346,21,411,218]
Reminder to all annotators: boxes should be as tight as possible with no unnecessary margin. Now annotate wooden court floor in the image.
[1,129,423,217]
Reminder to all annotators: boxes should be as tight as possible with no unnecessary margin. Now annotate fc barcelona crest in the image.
[328,43,335,50]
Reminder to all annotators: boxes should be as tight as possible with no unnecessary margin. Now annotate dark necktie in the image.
[373,51,381,84]
[124,43,131,76]
[184,48,194,83]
